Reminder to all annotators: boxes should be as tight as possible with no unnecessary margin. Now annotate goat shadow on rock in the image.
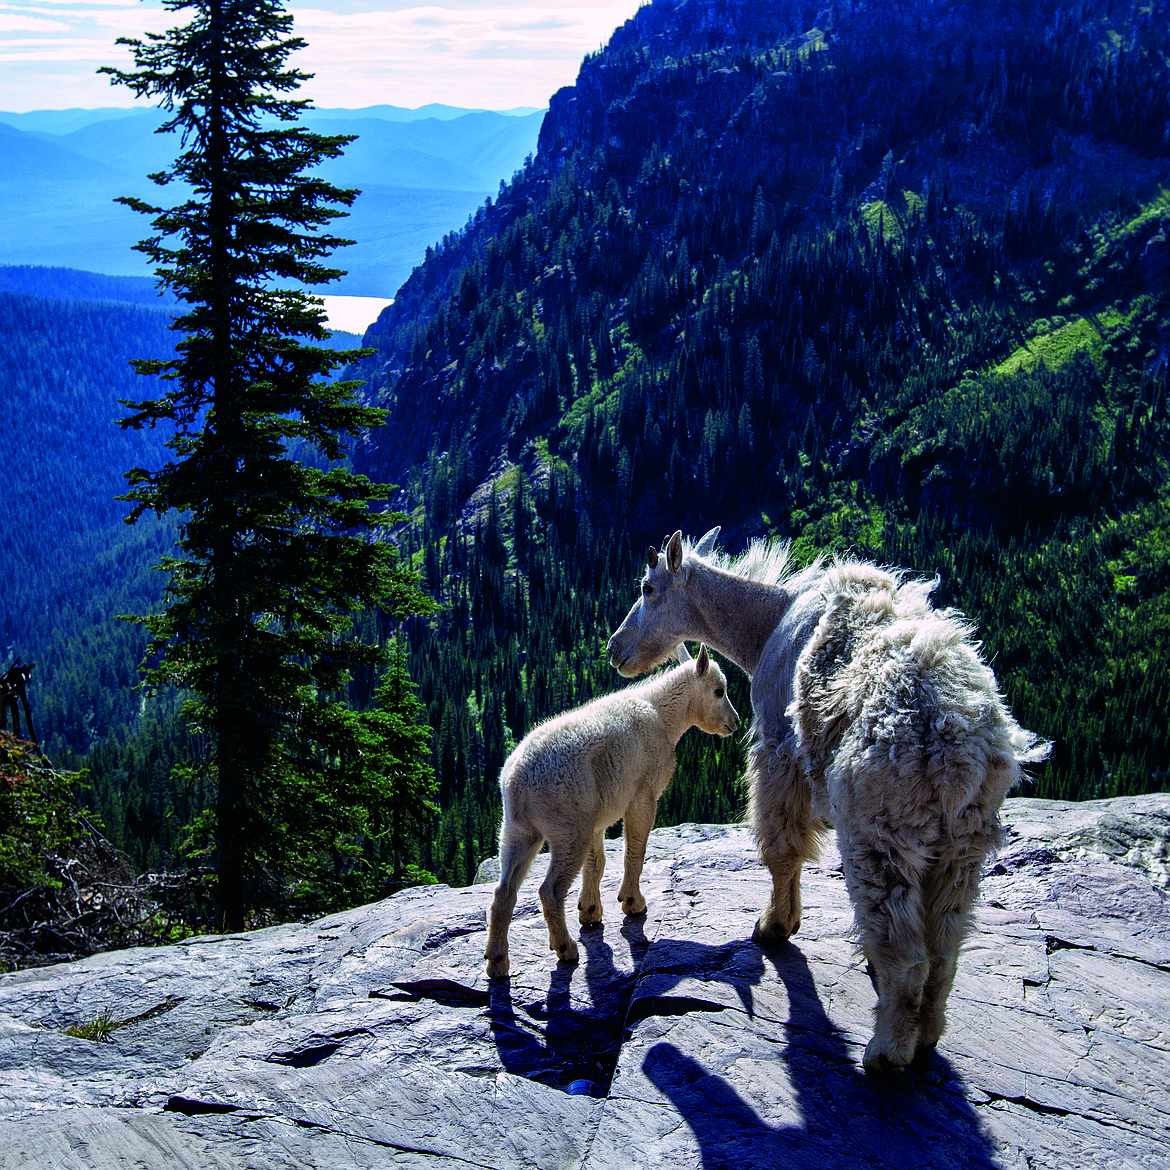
[485,909,1000,1168]
[485,915,754,1095]
[487,922,639,1092]
[483,910,749,1082]
[642,944,1002,1170]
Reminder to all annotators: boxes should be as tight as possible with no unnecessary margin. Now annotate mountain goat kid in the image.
[485,643,738,978]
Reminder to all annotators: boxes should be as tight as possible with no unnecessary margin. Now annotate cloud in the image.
[0,15,66,33]
[0,0,643,112]
[497,18,574,31]
[286,2,642,108]
[0,0,177,108]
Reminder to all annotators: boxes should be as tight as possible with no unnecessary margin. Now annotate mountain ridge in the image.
[0,105,544,295]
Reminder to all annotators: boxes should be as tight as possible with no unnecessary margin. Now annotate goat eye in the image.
[714,687,725,698]
[642,583,653,596]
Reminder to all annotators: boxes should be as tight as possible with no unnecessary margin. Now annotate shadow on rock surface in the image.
[623,914,767,1017]
[488,922,638,1092]
[643,944,1002,1170]
[487,912,776,1097]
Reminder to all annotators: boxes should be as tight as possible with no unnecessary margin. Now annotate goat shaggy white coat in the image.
[607,529,1050,1073]
[484,643,738,979]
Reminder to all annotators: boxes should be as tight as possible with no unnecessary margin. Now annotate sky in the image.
[0,0,646,112]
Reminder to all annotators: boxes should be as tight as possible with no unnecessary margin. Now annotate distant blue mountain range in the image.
[0,104,544,297]
[0,266,175,306]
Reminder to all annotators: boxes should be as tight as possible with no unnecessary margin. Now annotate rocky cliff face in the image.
[1,794,1167,1168]
[536,0,797,168]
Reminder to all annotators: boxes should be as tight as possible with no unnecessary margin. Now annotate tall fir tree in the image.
[360,633,439,891]
[103,0,434,929]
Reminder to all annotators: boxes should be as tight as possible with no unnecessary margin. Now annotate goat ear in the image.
[676,643,692,663]
[647,545,659,569]
[696,644,710,676]
[693,527,720,557]
[666,530,684,573]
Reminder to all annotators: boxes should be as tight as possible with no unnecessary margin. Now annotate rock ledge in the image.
[1,795,1167,1168]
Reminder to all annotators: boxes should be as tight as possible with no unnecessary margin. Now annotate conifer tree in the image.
[352,634,438,892]
[103,0,433,929]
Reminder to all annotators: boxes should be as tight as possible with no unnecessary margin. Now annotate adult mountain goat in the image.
[485,643,738,979]
[607,529,1050,1073]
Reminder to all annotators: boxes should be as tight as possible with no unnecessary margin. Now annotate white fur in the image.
[484,644,738,978]
[607,530,1050,1073]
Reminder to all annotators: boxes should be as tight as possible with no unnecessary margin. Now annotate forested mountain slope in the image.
[349,0,1170,883]
[0,270,360,874]
[0,267,177,306]
[0,285,178,771]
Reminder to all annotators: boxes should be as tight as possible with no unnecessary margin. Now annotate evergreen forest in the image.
[0,272,188,871]
[3,0,1169,906]
[351,0,1170,884]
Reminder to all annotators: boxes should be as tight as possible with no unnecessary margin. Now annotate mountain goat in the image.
[485,643,739,978]
[607,529,1050,1072]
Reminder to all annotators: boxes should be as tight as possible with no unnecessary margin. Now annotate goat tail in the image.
[1011,725,1053,767]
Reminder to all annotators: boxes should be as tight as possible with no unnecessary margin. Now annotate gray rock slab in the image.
[0,1107,236,1169]
[0,1106,478,1169]
[0,797,1167,1168]
[1002,794,1170,887]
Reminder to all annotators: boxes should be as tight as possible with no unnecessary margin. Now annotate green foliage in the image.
[61,994,190,1037]
[181,634,441,915]
[358,636,440,892]
[105,0,435,927]
[0,734,169,970]
[0,734,87,894]
[995,317,1105,376]
[63,1009,119,1043]
[885,499,1170,801]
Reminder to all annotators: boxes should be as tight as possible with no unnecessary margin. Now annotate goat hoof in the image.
[622,897,647,916]
[553,939,579,965]
[485,956,510,979]
[577,901,603,925]
[752,917,796,948]
[863,1038,909,1076]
